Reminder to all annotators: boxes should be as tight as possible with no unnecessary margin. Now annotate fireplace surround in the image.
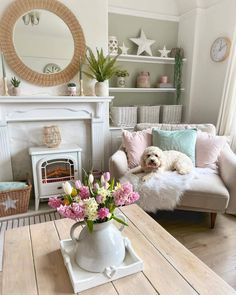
[0,95,113,183]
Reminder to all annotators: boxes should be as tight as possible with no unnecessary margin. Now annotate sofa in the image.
[109,123,236,228]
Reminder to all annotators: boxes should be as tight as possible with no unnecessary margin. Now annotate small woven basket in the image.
[161,105,182,124]
[0,181,31,217]
[110,106,137,127]
[138,106,160,123]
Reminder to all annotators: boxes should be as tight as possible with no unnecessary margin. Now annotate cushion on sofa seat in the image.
[152,128,197,165]
[122,129,152,168]
[179,172,229,212]
[196,131,227,168]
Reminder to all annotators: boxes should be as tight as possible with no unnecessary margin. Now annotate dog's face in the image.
[141,146,164,170]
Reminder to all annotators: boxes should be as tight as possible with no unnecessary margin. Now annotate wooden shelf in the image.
[110,54,187,64]
[109,87,185,93]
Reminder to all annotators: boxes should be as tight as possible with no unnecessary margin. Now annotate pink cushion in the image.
[122,129,152,168]
[196,131,227,167]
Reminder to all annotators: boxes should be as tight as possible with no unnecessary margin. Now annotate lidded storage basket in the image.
[110,106,137,127]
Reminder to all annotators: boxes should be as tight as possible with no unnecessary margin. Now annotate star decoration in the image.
[119,42,129,55]
[158,46,171,58]
[1,197,17,211]
[130,29,155,56]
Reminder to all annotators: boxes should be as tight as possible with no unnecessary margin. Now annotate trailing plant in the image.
[173,48,184,104]
[67,82,76,87]
[115,69,129,78]
[10,76,21,87]
[84,47,119,82]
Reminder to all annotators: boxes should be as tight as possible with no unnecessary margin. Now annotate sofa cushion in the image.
[122,129,152,168]
[196,131,227,168]
[179,172,229,211]
[152,128,197,165]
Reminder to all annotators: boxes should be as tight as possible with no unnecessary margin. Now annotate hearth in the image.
[29,145,82,210]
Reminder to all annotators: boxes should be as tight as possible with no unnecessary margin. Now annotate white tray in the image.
[60,237,143,293]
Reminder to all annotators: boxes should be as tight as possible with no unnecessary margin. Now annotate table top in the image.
[2,204,236,295]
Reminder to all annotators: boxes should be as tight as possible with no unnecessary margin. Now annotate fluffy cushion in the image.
[196,131,227,167]
[122,129,152,168]
[152,129,197,165]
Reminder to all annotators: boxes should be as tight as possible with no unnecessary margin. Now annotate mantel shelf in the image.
[109,88,184,93]
[0,95,114,103]
[110,54,187,64]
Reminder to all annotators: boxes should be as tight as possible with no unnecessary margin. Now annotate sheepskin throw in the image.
[122,168,217,211]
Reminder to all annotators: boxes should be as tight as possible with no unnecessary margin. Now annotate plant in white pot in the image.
[67,82,77,96]
[10,76,21,96]
[115,69,129,88]
[84,47,119,96]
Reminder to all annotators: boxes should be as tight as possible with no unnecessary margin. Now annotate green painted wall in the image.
[108,13,179,106]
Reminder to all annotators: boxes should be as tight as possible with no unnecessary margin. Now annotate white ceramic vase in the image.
[95,81,109,97]
[70,214,126,273]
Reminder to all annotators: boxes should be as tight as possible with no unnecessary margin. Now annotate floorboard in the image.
[152,210,236,290]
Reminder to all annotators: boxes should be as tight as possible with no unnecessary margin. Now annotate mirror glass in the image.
[13,9,74,74]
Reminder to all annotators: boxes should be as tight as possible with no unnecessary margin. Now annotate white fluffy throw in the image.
[121,169,212,212]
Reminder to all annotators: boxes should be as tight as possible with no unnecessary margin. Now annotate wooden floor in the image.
[151,210,236,290]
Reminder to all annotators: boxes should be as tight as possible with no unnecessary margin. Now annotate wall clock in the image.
[43,63,61,74]
[210,37,231,62]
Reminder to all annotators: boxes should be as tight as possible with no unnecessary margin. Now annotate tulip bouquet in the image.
[48,172,140,232]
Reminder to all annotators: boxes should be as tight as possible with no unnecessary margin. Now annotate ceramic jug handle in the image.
[70,221,84,242]
[115,213,127,232]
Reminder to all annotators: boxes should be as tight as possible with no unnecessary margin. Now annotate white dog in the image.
[131,146,193,181]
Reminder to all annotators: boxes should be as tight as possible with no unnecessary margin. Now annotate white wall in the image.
[0,0,108,96]
[182,0,236,124]
[108,0,179,20]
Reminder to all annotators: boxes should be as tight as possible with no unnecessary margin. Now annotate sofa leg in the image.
[210,213,217,229]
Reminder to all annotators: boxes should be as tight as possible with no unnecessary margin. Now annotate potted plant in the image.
[10,76,21,96]
[67,82,77,96]
[83,47,119,96]
[115,69,129,88]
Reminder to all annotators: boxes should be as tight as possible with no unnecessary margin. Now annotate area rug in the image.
[0,210,62,271]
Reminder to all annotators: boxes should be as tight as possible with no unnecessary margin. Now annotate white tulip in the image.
[62,181,73,195]
[88,174,94,184]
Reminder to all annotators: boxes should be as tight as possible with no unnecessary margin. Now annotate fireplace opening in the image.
[41,158,75,184]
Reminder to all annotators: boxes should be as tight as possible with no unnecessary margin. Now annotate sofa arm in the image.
[109,150,129,180]
[219,144,236,215]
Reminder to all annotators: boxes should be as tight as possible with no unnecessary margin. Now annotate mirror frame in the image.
[0,0,86,86]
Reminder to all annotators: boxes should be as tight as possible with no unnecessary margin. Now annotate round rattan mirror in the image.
[0,0,86,86]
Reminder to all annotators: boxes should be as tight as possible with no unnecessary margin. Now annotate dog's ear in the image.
[140,151,146,169]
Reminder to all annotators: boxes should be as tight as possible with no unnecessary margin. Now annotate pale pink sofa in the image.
[109,123,236,228]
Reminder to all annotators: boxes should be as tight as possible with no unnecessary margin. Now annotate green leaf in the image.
[86,220,94,233]
[112,215,128,226]
[85,46,120,82]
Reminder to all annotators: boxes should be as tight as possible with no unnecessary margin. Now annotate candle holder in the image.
[79,79,84,96]
[3,77,9,96]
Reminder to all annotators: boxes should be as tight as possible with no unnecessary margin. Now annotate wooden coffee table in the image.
[1,204,236,295]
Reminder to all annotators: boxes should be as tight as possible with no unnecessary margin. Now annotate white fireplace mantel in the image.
[0,95,114,181]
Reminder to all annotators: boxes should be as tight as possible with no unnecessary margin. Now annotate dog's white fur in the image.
[131,146,193,181]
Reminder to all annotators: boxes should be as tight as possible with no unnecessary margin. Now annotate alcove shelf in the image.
[110,53,187,64]
[109,87,185,93]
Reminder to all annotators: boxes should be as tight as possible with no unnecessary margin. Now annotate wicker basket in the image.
[0,181,31,217]
[138,106,160,123]
[161,105,183,124]
[110,106,137,127]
